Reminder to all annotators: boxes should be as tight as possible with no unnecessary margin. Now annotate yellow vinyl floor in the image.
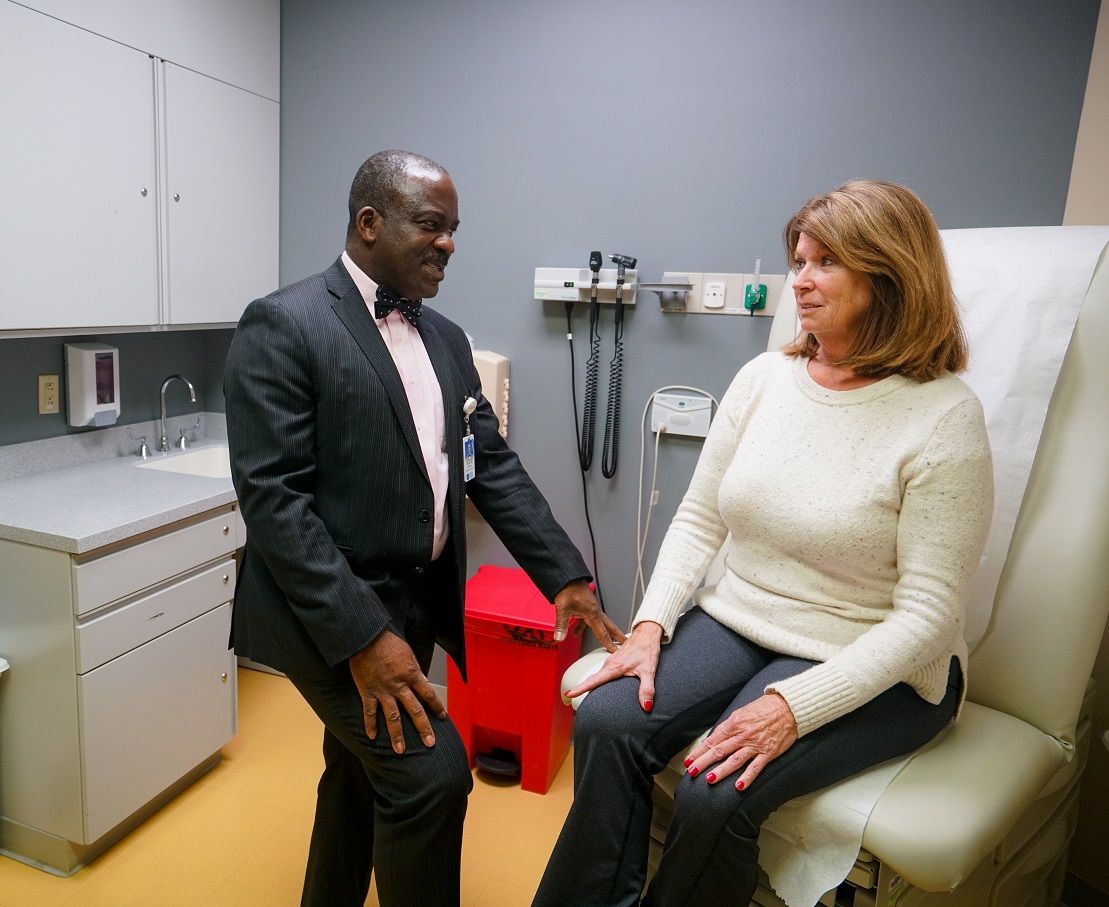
[0,667,575,906]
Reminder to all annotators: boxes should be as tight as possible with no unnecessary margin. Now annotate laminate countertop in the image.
[0,442,236,555]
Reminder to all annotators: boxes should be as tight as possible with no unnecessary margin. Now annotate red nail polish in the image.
[683,756,693,768]
[643,699,654,713]
[688,766,700,778]
[736,780,745,791]
[706,772,717,784]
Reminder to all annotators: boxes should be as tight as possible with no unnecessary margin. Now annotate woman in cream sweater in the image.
[535,180,993,907]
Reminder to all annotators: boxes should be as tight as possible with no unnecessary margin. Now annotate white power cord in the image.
[631,386,719,622]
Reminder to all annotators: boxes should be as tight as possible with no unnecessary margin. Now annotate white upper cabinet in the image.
[0,2,160,330]
[0,0,279,332]
[9,0,280,101]
[164,64,279,325]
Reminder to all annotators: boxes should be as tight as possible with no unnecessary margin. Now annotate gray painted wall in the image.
[279,0,1099,637]
[0,0,1097,638]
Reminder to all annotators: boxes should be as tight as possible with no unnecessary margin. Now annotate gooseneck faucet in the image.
[159,374,198,452]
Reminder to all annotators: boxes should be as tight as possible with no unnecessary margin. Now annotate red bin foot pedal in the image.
[475,748,521,780]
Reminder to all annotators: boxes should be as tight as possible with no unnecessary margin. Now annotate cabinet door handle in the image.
[222,526,230,535]
[173,193,181,202]
[222,574,230,585]
[140,187,148,197]
[220,672,228,682]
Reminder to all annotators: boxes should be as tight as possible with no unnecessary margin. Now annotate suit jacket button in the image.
[418,509,431,523]
[413,566,425,575]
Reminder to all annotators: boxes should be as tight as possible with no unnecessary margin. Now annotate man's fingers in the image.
[604,615,628,646]
[582,612,623,653]
[397,688,437,748]
[415,676,447,721]
[362,695,379,740]
[553,612,569,642]
[377,694,405,754]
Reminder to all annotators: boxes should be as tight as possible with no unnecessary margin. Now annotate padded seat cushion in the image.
[859,702,1066,891]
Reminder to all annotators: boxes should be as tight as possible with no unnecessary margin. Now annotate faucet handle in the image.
[125,427,150,459]
[177,416,201,450]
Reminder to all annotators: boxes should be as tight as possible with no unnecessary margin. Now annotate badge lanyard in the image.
[462,396,477,482]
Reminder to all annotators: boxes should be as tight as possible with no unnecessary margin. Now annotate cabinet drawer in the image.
[76,558,235,673]
[72,509,238,615]
[79,602,235,843]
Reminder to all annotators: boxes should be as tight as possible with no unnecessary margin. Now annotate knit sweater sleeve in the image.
[630,363,756,638]
[766,397,994,736]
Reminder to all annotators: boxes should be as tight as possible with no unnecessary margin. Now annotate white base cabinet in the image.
[0,505,241,875]
[80,603,234,842]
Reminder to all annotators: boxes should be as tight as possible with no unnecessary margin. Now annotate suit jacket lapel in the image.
[324,259,428,483]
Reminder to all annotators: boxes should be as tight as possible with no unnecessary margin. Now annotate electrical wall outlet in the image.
[702,278,726,310]
[664,271,786,316]
[38,374,60,414]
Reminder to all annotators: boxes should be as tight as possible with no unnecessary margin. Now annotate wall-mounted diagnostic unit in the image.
[534,267,638,304]
[65,342,120,427]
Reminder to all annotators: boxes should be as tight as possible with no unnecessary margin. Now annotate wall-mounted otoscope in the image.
[601,252,636,479]
[578,251,604,471]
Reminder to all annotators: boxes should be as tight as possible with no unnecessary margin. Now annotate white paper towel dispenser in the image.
[65,342,120,427]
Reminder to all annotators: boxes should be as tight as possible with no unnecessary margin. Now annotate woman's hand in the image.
[684,692,798,790]
[563,620,664,712]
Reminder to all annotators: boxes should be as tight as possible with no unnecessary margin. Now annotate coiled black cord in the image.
[601,307,624,479]
[579,310,600,470]
[565,300,606,611]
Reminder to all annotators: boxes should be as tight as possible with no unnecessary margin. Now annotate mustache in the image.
[424,253,450,268]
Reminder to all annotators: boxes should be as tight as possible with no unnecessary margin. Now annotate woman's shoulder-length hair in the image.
[781,179,968,382]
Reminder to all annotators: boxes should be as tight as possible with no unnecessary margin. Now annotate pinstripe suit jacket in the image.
[224,257,589,677]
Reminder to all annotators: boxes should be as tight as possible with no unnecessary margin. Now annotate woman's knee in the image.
[574,678,645,746]
[672,773,760,841]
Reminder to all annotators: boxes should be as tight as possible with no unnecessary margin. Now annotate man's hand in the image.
[553,579,626,653]
[348,630,447,755]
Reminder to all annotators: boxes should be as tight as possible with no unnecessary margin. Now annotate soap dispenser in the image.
[65,342,121,428]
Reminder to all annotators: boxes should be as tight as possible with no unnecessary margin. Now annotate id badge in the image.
[463,432,476,482]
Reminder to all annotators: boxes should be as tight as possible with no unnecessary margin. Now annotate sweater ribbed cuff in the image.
[766,663,859,737]
[632,579,692,642]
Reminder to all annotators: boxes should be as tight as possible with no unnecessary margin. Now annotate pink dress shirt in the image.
[341,252,450,560]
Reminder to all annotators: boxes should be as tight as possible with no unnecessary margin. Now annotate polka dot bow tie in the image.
[375,285,423,326]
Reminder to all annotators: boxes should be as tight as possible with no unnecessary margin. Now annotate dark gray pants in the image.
[534,608,960,906]
[286,597,473,907]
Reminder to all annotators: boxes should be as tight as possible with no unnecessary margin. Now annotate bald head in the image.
[346,150,449,237]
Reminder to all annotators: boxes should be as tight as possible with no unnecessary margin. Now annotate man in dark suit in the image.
[224,150,624,906]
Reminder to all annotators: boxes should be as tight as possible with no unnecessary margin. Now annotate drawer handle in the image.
[222,574,230,585]
[220,672,228,682]
[222,525,230,535]
[149,612,165,621]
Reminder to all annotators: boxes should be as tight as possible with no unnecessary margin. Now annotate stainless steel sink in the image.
[136,446,231,479]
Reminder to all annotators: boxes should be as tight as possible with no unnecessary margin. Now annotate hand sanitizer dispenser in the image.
[65,343,121,427]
